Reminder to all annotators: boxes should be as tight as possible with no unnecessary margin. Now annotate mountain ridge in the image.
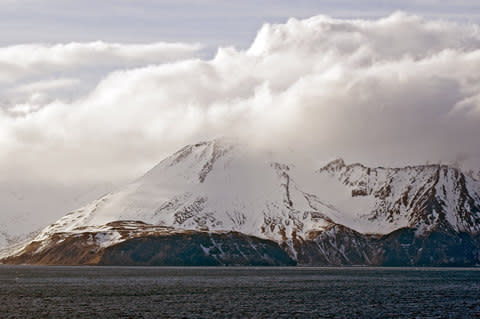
[2,139,480,266]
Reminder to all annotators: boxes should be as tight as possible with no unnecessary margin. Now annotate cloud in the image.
[0,41,202,83]
[1,12,480,188]
[0,41,203,117]
[6,78,81,94]
[1,78,80,112]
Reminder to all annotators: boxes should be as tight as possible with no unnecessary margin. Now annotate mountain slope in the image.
[2,139,480,266]
[315,159,480,234]
[27,139,337,245]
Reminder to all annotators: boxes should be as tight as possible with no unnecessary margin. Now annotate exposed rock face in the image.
[293,225,377,266]
[3,223,478,266]
[377,228,480,266]
[317,159,480,234]
[1,224,294,266]
[1,139,479,266]
[99,232,295,266]
[294,226,480,267]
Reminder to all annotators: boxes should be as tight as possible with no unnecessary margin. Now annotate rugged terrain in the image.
[2,139,480,266]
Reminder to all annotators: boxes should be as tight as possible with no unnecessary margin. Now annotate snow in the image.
[9,139,480,256]
[95,231,123,248]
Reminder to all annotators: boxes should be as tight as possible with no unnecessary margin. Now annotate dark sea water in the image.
[0,266,479,318]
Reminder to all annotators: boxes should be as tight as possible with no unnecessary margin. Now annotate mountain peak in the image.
[319,158,346,172]
[140,137,239,184]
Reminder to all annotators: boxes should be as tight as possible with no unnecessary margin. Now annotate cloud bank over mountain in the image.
[1,12,480,189]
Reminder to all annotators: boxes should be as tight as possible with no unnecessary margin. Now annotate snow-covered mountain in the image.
[2,139,480,266]
[0,182,115,250]
[316,159,480,234]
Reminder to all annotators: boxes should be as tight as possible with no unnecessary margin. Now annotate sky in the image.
[2,0,480,238]
[1,1,480,48]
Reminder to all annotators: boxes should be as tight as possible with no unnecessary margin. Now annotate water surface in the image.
[0,266,479,318]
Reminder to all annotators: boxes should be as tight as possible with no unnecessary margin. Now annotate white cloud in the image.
[1,12,480,188]
[0,41,202,83]
[1,78,80,113]
[7,78,80,94]
[0,41,203,119]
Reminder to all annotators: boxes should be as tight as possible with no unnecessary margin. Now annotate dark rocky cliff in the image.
[2,226,479,266]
